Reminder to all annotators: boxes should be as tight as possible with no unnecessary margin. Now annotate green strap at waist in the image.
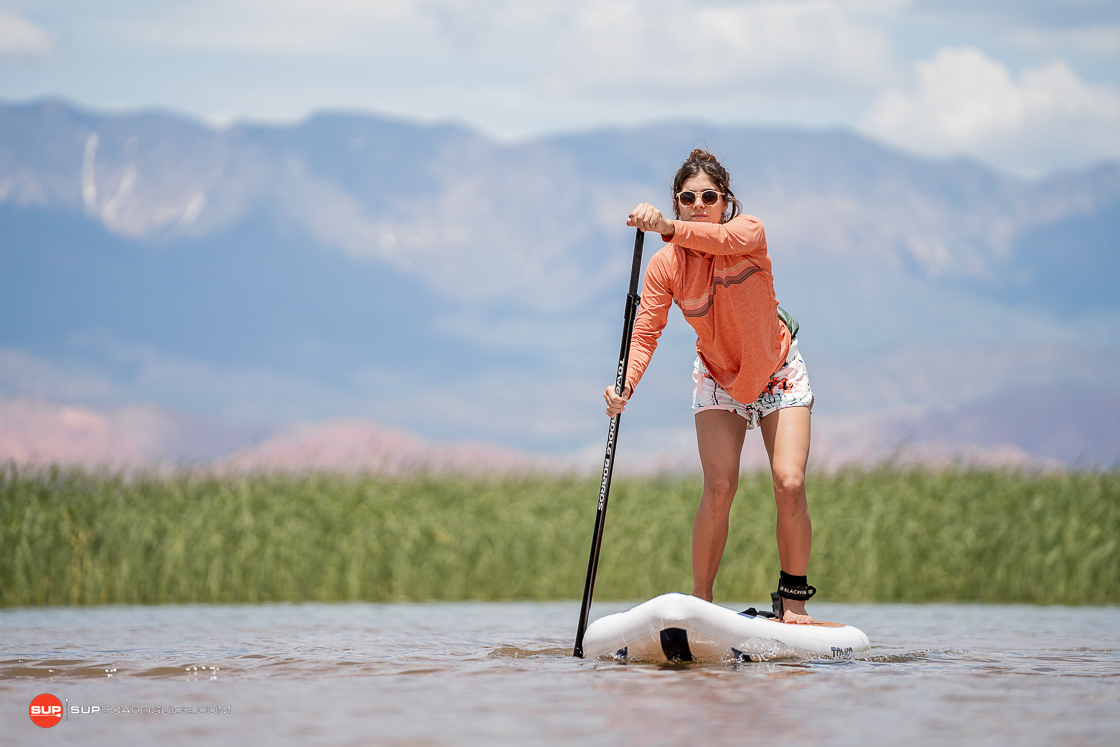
[777,305,799,340]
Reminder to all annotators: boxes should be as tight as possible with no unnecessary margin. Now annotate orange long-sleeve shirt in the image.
[625,214,791,405]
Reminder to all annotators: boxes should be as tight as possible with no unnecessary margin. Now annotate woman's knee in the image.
[772,470,805,501]
[703,474,738,505]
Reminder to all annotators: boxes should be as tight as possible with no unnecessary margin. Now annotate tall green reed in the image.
[1,463,1116,606]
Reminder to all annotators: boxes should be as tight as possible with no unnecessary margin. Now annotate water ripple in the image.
[2,602,1118,745]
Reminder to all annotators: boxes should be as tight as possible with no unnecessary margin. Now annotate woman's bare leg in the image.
[692,409,748,602]
[759,405,813,623]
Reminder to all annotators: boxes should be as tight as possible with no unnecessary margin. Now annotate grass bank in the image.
[2,464,1117,607]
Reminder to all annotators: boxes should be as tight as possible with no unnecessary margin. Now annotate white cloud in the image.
[7,1,1120,173]
[542,0,895,99]
[0,341,604,452]
[1,339,333,424]
[910,0,1120,32]
[862,47,1120,174]
[117,0,417,56]
[0,10,56,60]
[0,348,116,401]
[109,0,896,106]
[115,0,546,57]
[1010,24,1120,57]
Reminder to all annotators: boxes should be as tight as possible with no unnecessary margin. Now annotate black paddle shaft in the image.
[574,227,645,658]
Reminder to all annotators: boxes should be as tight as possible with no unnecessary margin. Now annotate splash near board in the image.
[581,593,870,663]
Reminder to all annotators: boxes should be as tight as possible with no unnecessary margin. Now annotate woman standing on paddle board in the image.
[603,149,816,624]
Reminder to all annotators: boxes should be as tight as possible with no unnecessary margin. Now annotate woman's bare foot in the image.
[780,597,814,624]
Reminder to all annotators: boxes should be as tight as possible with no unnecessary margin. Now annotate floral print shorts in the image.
[691,338,814,429]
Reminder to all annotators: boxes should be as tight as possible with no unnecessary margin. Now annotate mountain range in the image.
[2,99,1117,470]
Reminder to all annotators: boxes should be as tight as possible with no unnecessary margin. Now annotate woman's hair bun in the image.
[688,148,717,163]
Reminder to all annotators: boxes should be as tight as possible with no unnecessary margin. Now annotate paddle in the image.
[573,227,645,658]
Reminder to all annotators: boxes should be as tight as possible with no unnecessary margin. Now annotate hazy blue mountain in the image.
[2,98,1117,465]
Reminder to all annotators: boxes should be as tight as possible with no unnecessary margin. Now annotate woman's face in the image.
[676,173,727,224]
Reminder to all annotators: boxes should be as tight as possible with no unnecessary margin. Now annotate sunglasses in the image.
[676,189,724,207]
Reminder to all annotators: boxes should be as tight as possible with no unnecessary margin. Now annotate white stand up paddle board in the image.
[581,593,870,663]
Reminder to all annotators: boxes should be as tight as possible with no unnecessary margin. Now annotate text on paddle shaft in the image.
[598,419,617,510]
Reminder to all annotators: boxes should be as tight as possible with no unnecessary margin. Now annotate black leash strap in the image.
[573,227,645,658]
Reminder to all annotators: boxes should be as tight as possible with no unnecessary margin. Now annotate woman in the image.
[603,149,816,624]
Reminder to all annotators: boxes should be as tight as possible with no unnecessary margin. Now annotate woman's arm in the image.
[628,206,766,257]
[669,215,766,257]
[604,250,676,416]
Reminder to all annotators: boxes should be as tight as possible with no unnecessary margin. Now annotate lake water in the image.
[2,601,1118,745]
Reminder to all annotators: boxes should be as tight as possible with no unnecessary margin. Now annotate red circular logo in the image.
[29,693,63,728]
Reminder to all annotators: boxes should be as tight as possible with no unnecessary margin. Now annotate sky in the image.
[1,0,1119,176]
